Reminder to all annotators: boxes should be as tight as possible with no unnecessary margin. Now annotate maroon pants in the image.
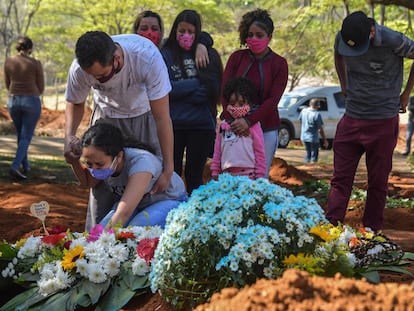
[325,114,399,231]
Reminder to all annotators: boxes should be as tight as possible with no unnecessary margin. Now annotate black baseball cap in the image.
[338,11,374,56]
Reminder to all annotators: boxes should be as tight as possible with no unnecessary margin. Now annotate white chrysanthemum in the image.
[76,258,89,277]
[346,252,357,267]
[367,245,384,256]
[97,231,116,247]
[109,244,129,262]
[86,263,107,283]
[132,257,151,276]
[38,279,61,296]
[229,261,239,272]
[39,262,58,280]
[104,258,121,277]
[17,236,42,259]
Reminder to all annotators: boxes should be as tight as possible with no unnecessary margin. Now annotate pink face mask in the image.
[246,37,270,55]
[227,104,251,119]
[138,30,161,46]
[176,33,194,51]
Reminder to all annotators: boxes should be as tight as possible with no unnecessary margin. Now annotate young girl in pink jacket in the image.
[211,77,266,179]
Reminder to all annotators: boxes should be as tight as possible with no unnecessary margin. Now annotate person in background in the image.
[402,96,414,156]
[220,8,288,177]
[161,9,223,194]
[298,98,328,163]
[132,10,212,68]
[211,77,266,179]
[64,31,173,230]
[4,36,44,180]
[67,122,187,228]
[326,11,414,232]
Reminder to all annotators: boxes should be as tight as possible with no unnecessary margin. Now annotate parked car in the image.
[277,86,346,149]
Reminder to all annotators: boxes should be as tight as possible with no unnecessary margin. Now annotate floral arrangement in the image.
[150,174,328,307]
[284,224,410,282]
[149,174,412,308]
[0,224,162,311]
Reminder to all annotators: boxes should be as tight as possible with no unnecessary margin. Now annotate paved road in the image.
[0,134,410,173]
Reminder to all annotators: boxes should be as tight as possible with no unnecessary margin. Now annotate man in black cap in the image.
[326,11,414,232]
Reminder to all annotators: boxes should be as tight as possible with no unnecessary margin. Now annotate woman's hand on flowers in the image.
[230,118,250,136]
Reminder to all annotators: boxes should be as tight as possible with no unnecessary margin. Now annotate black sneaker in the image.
[402,152,409,156]
[9,168,27,180]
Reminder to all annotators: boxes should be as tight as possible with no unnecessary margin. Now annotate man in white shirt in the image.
[64,31,173,230]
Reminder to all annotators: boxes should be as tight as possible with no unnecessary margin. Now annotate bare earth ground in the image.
[1,107,414,310]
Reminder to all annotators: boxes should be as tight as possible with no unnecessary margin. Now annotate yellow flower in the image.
[282,253,323,275]
[283,253,308,265]
[15,238,27,248]
[309,225,334,242]
[329,227,341,239]
[61,245,84,271]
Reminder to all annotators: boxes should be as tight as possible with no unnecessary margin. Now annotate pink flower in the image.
[136,238,159,264]
[87,224,115,242]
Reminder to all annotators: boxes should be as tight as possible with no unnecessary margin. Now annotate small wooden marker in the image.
[30,201,50,235]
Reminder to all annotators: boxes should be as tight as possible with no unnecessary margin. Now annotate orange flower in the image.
[349,237,361,247]
[118,231,135,240]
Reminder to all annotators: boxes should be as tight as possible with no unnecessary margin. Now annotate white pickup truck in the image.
[277,86,346,149]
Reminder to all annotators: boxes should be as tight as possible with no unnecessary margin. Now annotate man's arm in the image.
[319,126,329,149]
[400,57,414,113]
[149,94,174,193]
[64,101,85,163]
[334,52,347,96]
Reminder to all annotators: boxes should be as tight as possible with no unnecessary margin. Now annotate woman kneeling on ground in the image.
[67,122,187,229]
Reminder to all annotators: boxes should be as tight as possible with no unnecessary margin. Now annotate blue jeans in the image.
[263,130,278,176]
[99,194,188,229]
[7,96,41,172]
[304,141,320,163]
[405,118,413,153]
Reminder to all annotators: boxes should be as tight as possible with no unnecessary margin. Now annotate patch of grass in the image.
[386,196,414,209]
[0,155,78,184]
[292,180,330,204]
[293,179,414,210]
[408,153,414,170]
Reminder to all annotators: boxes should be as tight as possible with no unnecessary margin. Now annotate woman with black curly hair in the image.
[220,9,288,177]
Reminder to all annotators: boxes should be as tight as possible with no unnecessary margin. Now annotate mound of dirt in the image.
[0,105,91,137]
[194,269,414,311]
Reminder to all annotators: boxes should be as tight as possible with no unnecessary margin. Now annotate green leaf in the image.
[79,279,111,304]
[358,270,380,284]
[402,252,414,261]
[0,243,18,259]
[36,291,73,311]
[69,283,93,308]
[0,287,39,311]
[369,266,414,278]
[95,282,136,311]
[121,272,150,290]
